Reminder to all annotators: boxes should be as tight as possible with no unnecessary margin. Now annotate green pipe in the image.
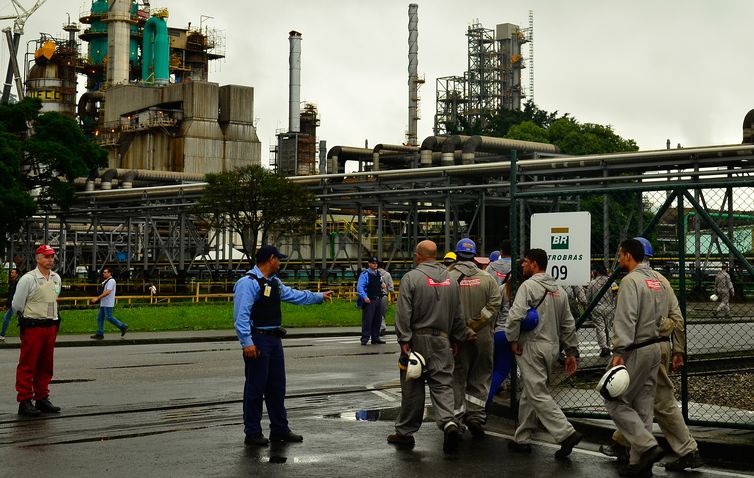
[142,16,169,85]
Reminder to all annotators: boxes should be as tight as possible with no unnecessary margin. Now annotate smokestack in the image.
[407,4,419,146]
[107,0,131,85]
[288,30,302,133]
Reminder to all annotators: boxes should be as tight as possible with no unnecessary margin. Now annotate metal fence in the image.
[506,153,754,430]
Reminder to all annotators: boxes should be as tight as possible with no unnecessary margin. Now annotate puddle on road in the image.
[324,406,434,422]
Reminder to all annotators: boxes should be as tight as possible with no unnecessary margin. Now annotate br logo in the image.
[550,227,570,250]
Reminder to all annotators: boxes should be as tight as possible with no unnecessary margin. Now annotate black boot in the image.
[35,398,61,413]
[18,399,41,417]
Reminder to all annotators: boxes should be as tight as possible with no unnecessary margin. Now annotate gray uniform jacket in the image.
[715,271,733,294]
[653,270,686,356]
[487,258,512,331]
[505,273,578,355]
[394,260,466,344]
[612,263,669,355]
[449,261,502,336]
[378,268,395,296]
[586,275,616,314]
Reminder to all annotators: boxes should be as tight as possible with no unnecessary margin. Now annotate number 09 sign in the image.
[530,211,591,286]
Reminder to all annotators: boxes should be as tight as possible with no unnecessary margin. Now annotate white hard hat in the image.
[596,365,630,400]
[405,351,426,381]
[710,294,719,302]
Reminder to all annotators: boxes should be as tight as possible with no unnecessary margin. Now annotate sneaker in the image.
[443,423,461,454]
[466,421,485,438]
[387,433,415,448]
[599,443,629,463]
[90,334,104,340]
[34,398,61,413]
[664,450,704,471]
[18,399,41,417]
[269,430,303,443]
[121,325,129,337]
[555,431,582,459]
[0,336,5,342]
[508,440,532,453]
[244,433,269,447]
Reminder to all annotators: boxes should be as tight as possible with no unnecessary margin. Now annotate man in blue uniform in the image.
[234,245,332,446]
[357,256,386,345]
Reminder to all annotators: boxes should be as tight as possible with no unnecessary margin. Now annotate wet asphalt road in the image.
[0,336,751,477]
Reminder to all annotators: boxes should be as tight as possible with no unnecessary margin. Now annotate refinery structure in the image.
[2,3,753,285]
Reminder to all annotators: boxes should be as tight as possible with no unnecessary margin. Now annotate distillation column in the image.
[106,0,131,85]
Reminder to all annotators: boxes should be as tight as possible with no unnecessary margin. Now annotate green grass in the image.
[1,301,395,337]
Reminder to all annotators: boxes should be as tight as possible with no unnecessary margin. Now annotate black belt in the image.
[18,318,57,328]
[625,336,669,352]
[252,327,287,338]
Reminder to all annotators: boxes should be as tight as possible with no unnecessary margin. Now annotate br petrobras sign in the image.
[530,211,591,286]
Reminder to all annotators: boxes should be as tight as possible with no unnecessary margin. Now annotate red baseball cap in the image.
[35,244,56,256]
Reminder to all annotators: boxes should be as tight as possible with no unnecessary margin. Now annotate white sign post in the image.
[530,211,591,286]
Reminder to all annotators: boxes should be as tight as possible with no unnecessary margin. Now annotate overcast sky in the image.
[6,1,754,167]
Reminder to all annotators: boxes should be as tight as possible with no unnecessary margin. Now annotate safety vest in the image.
[22,270,61,319]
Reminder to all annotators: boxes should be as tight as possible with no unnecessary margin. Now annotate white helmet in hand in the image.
[710,294,719,302]
[405,351,427,381]
[597,365,630,400]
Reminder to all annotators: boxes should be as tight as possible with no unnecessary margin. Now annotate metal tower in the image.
[465,22,499,129]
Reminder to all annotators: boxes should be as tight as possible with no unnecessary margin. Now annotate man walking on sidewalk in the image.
[90,267,128,340]
[13,245,63,417]
[505,248,582,459]
[606,238,665,477]
[388,240,466,454]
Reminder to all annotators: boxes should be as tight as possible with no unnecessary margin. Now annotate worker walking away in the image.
[714,264,734,319]
[505,248,582,459]
[601,237,704,472]
[448,238,501,438]
[387,240,466,454]
[586,264,616,358]
[605,238,665,477]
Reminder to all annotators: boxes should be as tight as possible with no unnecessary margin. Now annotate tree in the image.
[196,165,317,261]
[0,99,107,252]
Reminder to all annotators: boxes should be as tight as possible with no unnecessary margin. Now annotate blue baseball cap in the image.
[368,256,379,264]
[256,245,287,263]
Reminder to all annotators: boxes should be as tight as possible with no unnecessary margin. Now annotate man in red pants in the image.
[12,244,62,417]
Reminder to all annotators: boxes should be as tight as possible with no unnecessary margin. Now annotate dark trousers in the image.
[16,325,57,402]
[243,333,289,437]
[360,299,382,343]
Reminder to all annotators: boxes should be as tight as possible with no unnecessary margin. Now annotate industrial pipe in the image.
[419,135,447,167]
[142,15,170,85]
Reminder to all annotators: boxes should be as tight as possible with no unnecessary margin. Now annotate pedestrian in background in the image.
[378,263,395,336]
[13,245,62,417]
[714,264,734,319]
[449,238,501,438]
[234,245,331,447]
[506,248,582,459]
[387,240,466,454]
[357,257,386,345]
[0,268,19,341]
[90,267,128,340]
[586,264,616,357]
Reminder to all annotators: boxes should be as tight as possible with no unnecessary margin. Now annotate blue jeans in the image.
[96,307,126,335]
[1,308,13,336]
[243,333,289,437]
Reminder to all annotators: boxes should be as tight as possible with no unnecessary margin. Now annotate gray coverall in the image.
[394,260,466,437]
[606,263,664,465]
[614,267,698,458]
[586,275,616,350]
[487,258,512,332]
[379,268,395,332]
[449,261,502,426]
[505,273,579,445]
[715,270,734,318]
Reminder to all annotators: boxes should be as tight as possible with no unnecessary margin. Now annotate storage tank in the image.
[26,38,77,117]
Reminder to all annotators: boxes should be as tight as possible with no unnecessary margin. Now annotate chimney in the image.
[288,30,302,133]
[407,4,419,146]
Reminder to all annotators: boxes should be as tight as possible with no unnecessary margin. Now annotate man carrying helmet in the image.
[13,245,63,417]
[606,238,666,476]
[387,240,466,454]
[602,237,704,472]
[505,248,581,459]
[448,238,501,438]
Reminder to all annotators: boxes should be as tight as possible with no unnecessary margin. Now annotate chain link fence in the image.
[507,170,754,429]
